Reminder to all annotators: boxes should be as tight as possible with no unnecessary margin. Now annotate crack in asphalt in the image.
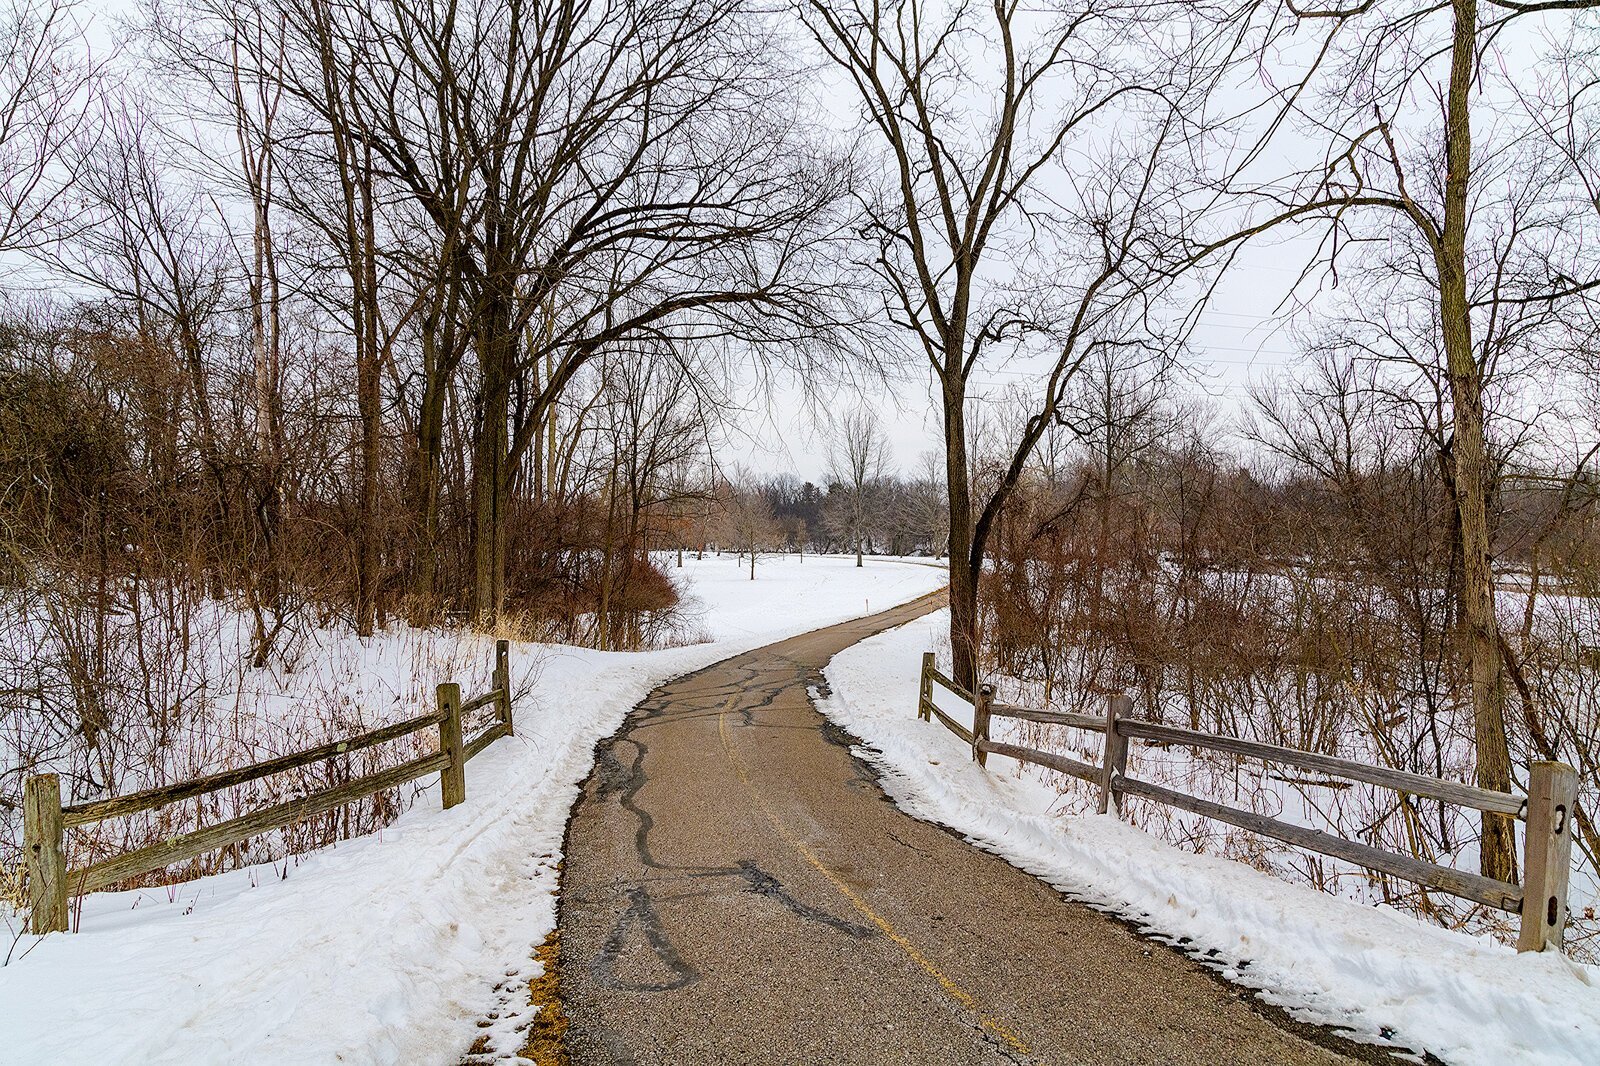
[592,887,698,993]
[585,654,882,993]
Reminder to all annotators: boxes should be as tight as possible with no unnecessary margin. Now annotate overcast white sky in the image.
[737,251,1315,483]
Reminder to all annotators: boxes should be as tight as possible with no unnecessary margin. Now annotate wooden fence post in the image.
[973,684,994,767]
[1098,693,1132,817]
[1518,760,1578,953]
[495,639,513,736]
[438,683,466,810]
[918,652,934,721]
[24,774,67,934]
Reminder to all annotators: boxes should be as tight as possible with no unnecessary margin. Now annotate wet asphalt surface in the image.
[555,592,1377,1065]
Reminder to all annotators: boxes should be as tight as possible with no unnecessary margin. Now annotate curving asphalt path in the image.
[554,592,1377,1065]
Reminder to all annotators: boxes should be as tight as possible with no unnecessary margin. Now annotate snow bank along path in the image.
[817,609,1600,1066]
[0,555,945,1066]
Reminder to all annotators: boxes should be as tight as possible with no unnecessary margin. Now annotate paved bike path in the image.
[556,593,1372,1064]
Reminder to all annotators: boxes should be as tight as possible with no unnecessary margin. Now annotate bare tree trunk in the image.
[472,287,513,626]
[597,464,617,649]
[354,141,382,638]
[308,7,384,637]
[231,30,286,666]
[411,334,447,617]
[1441,0,1515,882]
[546,353,559,497]
[943,379,979,690]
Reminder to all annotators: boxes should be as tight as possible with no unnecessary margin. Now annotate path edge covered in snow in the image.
[813,609,1600,1066]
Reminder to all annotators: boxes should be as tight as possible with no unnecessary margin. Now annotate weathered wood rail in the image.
[915,653,1580,954]
[23,641,516,934]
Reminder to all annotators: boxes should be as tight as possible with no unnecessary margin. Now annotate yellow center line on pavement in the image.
[717,699,1032,1058]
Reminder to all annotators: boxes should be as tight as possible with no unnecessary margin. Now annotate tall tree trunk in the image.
[546,354,560,497]
[411,348,447,619]
[319,33,381,638]
[411,263,467,620]
[1441,0,1516,882]
[246,160,283,664]
[354,145,382,638]
[943,377,979,691]
[472,296,513,626]
[597,465,618,649]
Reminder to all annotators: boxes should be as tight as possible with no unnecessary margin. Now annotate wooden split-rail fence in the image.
[916,652,1581,954]
[22,641,516,935]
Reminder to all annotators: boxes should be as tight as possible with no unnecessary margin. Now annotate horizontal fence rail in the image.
[74,753,452,895]
[1114,719,1528,819]
[23,641,517,935]
[60,710,448,829]
[914,652,1579,954]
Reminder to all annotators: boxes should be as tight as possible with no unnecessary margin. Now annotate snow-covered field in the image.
[0,555,943,1066]
[816,609,1600,1066]
[667,551,943,642]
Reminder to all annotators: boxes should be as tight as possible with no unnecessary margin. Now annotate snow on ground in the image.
[0,555,944,1066]
[666,551,944,642]
[815,609,1600,1066]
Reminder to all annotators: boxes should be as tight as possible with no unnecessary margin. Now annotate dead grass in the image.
[519,927,570,1066]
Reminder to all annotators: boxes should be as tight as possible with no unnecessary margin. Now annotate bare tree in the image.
[826,405,889,566]
[56,99,236,588]
[0,0,98,257]
[721,472,781,580]
[245,0,849,625]
[593,349,719,648]
[801,0,1228,688]
[905,449,950,558]
[1196,0,1600,881]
